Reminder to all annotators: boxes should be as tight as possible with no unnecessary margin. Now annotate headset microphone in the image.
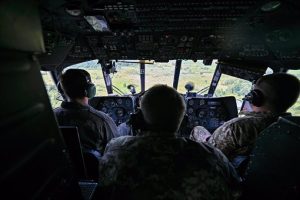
[243,89,264,107]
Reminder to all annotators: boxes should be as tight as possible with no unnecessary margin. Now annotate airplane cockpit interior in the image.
[1,0,300,199]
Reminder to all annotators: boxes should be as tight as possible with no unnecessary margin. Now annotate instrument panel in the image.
[186,96,238,132]
[89,95,238,134]
[89,96,135,126]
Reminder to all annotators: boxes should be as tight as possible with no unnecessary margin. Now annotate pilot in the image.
[190,73,300,171]
[99,85,240,200]
[54,69,118,156]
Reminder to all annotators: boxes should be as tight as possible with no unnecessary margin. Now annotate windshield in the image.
[215,74,252,109]
[113,60,217,94]
[112,60,175,94]
[178,60,217,94]
[112,61,141,94]
[42,59,273,111]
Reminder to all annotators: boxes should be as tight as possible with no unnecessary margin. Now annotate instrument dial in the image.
[188,100,194,106]
[117,99,123,105]
[180,35,188,42]
[198,110,206,117]
[199,99,205,106]
[115,108,125,117]
[125,99,132,106]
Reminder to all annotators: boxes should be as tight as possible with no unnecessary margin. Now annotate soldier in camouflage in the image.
[99,85,240,200]
[190,73,300,170]
[191,112,278,162]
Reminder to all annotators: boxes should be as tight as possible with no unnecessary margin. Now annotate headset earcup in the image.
[251,89,264,107]
[129,109,148,131]
[86,83,96,99]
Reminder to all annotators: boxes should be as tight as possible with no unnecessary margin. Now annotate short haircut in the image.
[60,69,91,99]
[256,73,300,113]
[141,84,186,133]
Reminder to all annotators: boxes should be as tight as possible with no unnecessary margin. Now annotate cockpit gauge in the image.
[198,110,206,117]
[180,35,188,42]
[199,99,205,106]
[125,99,132,106]
[102,107,108,113]
[117,99,123,104]
[188,100,194,106]
[188,37,194,42]
[188,108,193,114]
[104,100,110,106]
[116,108,125,117]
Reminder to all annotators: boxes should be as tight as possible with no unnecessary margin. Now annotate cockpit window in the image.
[215,74,252,110]
[112,61,141,94]
[178,60,217,94]
[144,61,175,90]
[65,60,107,96]
[41,71,61,108]
[113,60,218,95]
[112,60,176,94]
[287,70,300,116]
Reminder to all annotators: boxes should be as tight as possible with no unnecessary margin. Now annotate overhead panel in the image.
[38,0,300,70]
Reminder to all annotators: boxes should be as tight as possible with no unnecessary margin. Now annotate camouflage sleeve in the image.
[189,126,212,143]
[200,142,242,199]
[210,144,242,184]
[212,146,242,199]
[208,123,238,159]
[99,137,130,186]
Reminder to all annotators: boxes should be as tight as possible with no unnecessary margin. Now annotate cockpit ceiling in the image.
[39,0,300,70]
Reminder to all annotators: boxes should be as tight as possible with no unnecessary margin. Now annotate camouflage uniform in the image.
[190,112,278,161]
[54,101,118,154]
[99,131,240,200]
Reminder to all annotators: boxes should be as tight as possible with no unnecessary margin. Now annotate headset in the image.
[126,90,151,134]
[57,69,96,99]
[243,85,265,107]
[80,70,96,98]
[128,109,148,133]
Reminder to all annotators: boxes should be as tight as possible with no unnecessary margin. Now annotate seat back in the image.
[83,151,100,180]
[243,116,300,200]
[0,1,82,199]
[60,126,88,180]
[60,126,99,180]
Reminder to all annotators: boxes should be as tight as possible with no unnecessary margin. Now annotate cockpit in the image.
[1,0,300,199]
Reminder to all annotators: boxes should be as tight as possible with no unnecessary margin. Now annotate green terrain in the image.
[41,60,300,115]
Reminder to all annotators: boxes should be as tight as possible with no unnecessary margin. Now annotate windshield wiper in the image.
[112,85,126,95]
[196,86,210,94]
